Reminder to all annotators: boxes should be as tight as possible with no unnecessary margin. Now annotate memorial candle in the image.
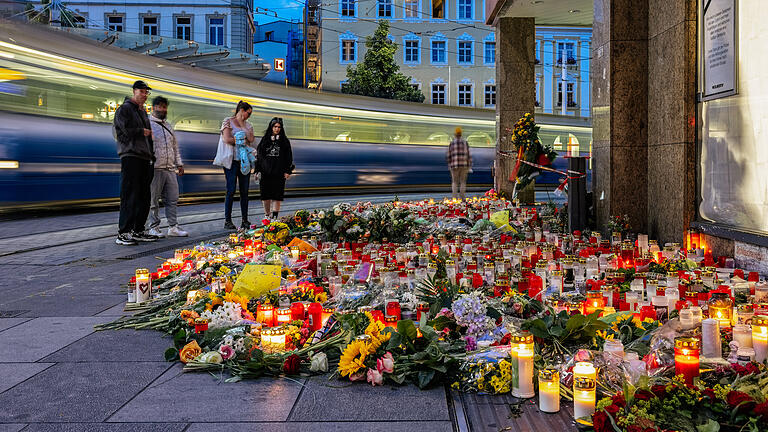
[573,361,597,380]
[708,292,733,329]
[752,315,768,363]
[257,304,275,327]
[573,377,596,421]
[584,291,605,315]
[276,307,292,325]
[321,307,335,326]
[134,268,151,303]
[511,332,534,398]
[674,337,700,385]
[538,369,560,413]
[701,318,722,359]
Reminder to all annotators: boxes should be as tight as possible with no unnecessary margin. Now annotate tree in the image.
[342,21,425,103]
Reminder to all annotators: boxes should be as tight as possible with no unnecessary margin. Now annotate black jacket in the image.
[256,135,294,177]
[114,97,154,161]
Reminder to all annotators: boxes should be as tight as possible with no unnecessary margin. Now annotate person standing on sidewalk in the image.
[146,96,188,238]
[446,127,472,200]
[114,80,158,245]
[257,117,294,221]
[213,101,255,230]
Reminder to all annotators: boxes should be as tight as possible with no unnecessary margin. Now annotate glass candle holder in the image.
[538,369,560,413]
[276,307,292,325]
[708,292,733,329]
[511,332,534,398]
[584,291,605,315]
[261,328,286,354]
[135,268,151,303]
[573,377,596,421]
[674,337,700,385]
[752,315,768,363]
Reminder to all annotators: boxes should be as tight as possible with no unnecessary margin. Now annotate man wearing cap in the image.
[113,80,158,245]
[446,127,472,200]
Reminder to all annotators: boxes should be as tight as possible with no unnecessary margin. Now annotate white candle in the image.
[733,324,753,348]
[538,369,560,413]
[573,377,596,420]
[679,308,695,328]
[135,268,151,303]
[604,339,624,364]
[690,306,703,325]
[701,318,722,359]
[752,316,768,363]
[512,333,535,398]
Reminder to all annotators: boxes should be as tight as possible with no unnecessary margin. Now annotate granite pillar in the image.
[646,0,697,244]
[495,17,535,201]
[592,0,649,233]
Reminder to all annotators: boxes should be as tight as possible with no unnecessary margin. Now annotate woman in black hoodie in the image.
[257,117,294,220]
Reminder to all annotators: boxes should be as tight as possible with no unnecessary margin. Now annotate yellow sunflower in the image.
[338,340,368,377]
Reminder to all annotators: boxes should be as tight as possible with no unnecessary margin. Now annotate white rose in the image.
[318,211,325,219]
[309,352,328,372]
[334,208,343,216]
[197,351,223,364]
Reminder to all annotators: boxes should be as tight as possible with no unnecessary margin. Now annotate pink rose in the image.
[377,352,395,373]
[349,370,367,382]
[218,345,235,360]
[367,368,384,386]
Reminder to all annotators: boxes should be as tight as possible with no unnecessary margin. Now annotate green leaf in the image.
[250,348,264,363]
[387,332,403,350]
[417,369,436,388]
[397,320,418,342]
[419,325,438,341]
[696,419,720,432]
[164,347,179,362]
[173,328,187,349]
[565,313,587,333]
[524,319,549,339]
[486,306,502,320]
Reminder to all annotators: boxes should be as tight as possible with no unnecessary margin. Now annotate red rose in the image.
[651,384,667,398]
[283,354,301,375]
[701,388,716,400]
[604,404,621,415]
[612,394,626,408]
[591,411,610,432]
[634,389,655,401]
[726,391,754,408]
[753,401,768,420]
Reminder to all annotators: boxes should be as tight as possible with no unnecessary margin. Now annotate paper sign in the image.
[288,237,318,253]
[232,264,281,298]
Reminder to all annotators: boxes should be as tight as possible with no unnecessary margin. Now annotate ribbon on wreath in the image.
[498,149,587,181]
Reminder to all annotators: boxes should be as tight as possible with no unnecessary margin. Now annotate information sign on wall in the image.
[701,0,737,100]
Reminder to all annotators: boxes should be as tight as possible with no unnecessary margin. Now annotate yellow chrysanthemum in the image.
[223,293,250,312]
[338,340,368,377]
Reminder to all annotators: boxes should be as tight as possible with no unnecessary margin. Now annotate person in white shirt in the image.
[146,96,188,237]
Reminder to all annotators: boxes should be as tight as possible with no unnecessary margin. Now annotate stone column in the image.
[592,0,649,232]
[646,0,697,243]
[495,17,535,200]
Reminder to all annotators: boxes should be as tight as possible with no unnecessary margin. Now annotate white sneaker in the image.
[167,225,189,237]
[146,227,165,238]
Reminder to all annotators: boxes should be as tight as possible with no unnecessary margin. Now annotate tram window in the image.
[432,0,444,19]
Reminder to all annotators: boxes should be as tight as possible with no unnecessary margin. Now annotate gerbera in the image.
[338,340,368,377]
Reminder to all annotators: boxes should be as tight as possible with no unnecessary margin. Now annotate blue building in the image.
[254,20,304,87]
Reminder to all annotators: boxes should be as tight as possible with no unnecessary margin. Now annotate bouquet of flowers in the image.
[264,221,291,245]
[508,113,558,190]
[608,214,631,235]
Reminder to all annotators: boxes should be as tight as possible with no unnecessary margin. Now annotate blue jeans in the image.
[224,160,250,222]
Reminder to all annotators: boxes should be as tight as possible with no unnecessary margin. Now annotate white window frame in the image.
[340,0,357,19]
[377,0,393,18]
[457,33,474,65]
[430,33,447,65]
[484,82,496,107]
[175,15,192,41]
[404,0,420,20]
[431,82,446,105]
[403,34,420,64]
[457,81,473,107]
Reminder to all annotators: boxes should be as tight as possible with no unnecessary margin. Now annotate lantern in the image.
[752,315,768,363]
[416,302,430,325]
[135,268,151,303]
[538,369,560,413]
[511,332,534,398]
[573,377,596,421]
[708,292,733,329]
[307,302,323,331]
[194,317,209,334]
[290,302,305,321]
[674,337,700,385]
[386,301,402,320]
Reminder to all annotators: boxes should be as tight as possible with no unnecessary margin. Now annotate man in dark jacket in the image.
[114,80,158,245]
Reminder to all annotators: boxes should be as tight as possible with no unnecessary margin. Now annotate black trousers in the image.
[118,156,154,234]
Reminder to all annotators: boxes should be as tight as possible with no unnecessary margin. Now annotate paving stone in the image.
[185,422,454,432]
[108,365,303,423]
[0,316,111,362]
[0,362,171,423]
[19,423,187,432]
[12,295,126,318]
[0,318,30,332]
[0,363,54,393]
[0,425,26,432]
[95,303,130,317]
[288,375,451,422]
[41,330,171,362]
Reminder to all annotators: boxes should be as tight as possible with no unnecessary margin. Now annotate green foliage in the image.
[523,310,609,363]
[343,21,425,103]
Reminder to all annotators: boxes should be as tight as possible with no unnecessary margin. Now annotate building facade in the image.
[320,0,590,114]
[49,0,254,54]
[254,20,304,86]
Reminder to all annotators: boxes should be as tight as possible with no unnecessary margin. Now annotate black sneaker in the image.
[132,231,159,242]
[116,233,138,245]
[224,220,236,230]
[241,220,252,230]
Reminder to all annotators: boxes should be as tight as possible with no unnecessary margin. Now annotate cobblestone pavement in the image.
[0,193,575,432]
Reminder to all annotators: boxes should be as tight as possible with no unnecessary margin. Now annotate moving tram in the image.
[0,22,592,209]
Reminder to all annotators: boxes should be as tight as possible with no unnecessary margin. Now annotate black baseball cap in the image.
[132,80,151,90]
